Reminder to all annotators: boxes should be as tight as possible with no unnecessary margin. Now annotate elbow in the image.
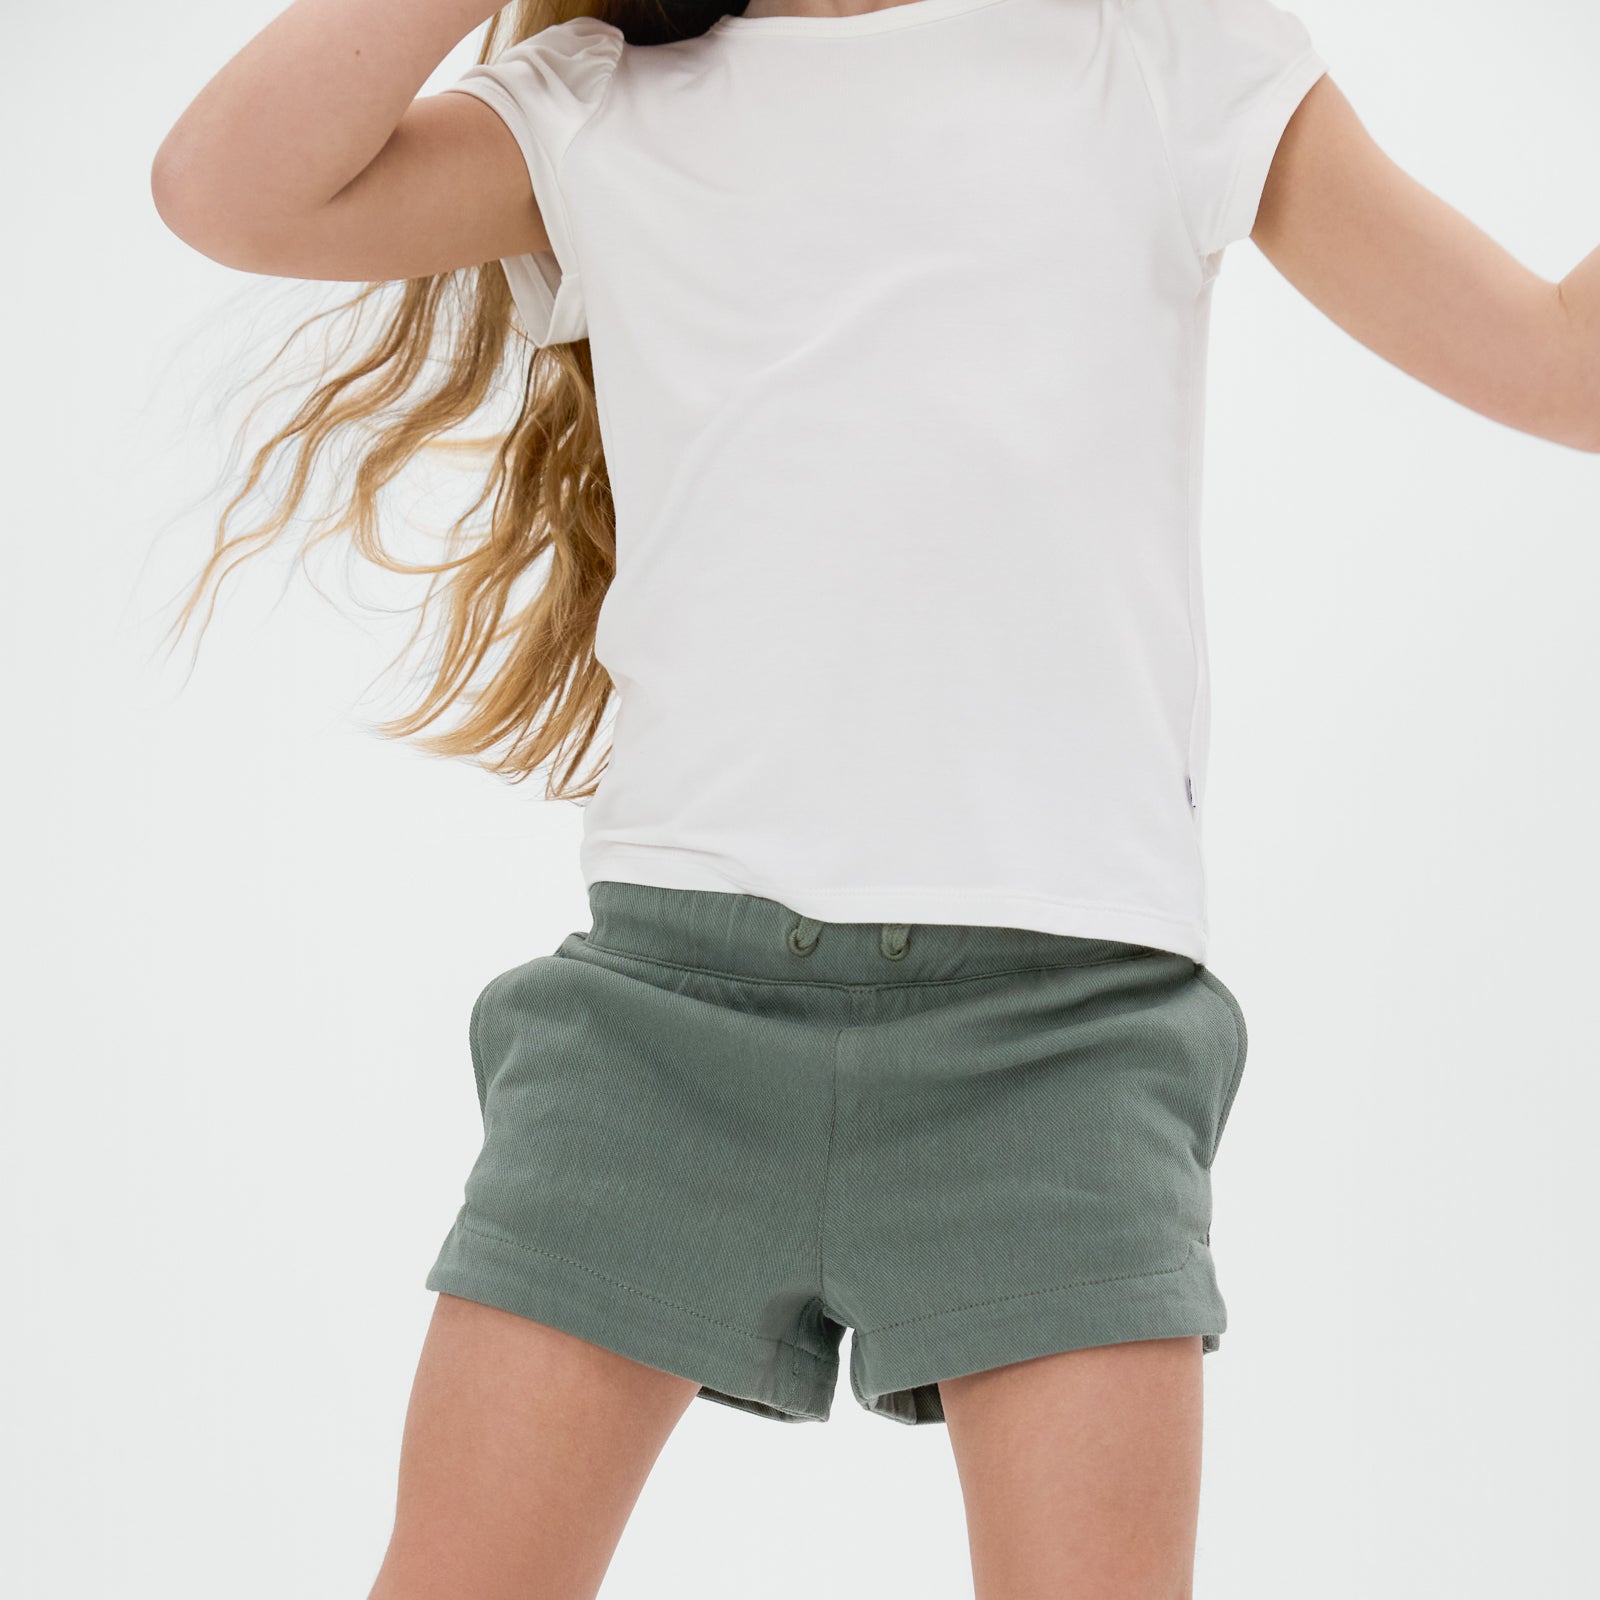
[150,133,228,262]
[1528,384,1600,457]
[149,131,276,273]
[149,131,209,249]
[1557,399,1600,456]
[1553,283,1600,453]
[1564,371,1600,454]
[1539,402,1600,454]
[1580,406,1600,457]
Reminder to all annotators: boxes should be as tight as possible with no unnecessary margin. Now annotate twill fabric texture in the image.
[425,881,1253,1425]
[443,0,1332,965]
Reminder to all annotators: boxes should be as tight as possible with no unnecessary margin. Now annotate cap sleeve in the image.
[446,17,624,346]
[1120,0,1328,262]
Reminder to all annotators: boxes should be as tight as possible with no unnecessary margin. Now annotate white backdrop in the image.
[6,2,1599,1595]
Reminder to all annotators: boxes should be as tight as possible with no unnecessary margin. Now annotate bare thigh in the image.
[367,1292,701,1600]
[938,1335,1204,1600]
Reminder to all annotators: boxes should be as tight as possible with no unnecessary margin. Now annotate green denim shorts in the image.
[425,880,1250,1426]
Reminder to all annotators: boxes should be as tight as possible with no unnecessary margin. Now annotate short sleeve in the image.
[446,17,625,345]
[1120,0,1328,261]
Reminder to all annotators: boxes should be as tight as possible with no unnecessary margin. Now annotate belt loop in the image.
[880,923,911,961]
[787,915,824,957]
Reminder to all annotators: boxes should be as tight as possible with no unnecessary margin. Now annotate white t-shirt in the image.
[447,0,1328,964]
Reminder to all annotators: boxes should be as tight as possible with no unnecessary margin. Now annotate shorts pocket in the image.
[466,973,499,1115]
[463,944,598,1117]
[463,955,556,1116]
[1194,966,1249,1168]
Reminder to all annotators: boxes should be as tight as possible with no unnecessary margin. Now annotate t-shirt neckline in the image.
[710,0,1016,39]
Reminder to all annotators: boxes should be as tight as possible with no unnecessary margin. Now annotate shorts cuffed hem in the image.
[424,1213,837,1424]
[849,1238,1227,1426]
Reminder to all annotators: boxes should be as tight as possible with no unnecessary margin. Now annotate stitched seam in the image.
[452,25,623,339]
[1109,4,1223,922]
[573,937,1169,993]
[1195,968,1247,1167]
[1181,213,1209,911]
[816,1020,845,1310]
[451,1219,835,1364]
[858,1240,1199,1336]
[467,983,490,1112]
[554,30,625,295]
[1116,0,1207,276]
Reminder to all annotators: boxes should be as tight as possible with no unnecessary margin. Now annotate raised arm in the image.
[1252,75,1600,455]
[149,0,548,283]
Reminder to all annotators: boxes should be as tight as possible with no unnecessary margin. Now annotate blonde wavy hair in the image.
[163,1,734,800]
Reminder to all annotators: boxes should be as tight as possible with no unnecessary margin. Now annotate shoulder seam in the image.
[556,25,627,178]
[1113,0,1206,273]
[547,27,625,337]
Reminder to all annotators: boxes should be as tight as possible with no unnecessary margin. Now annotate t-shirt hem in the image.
[580,846,1209,964]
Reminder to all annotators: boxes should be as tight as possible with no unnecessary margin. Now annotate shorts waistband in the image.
[580,880,1164,987]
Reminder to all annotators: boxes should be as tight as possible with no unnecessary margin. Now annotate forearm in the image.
[151,0,500,243]
[1557,244,1600,449]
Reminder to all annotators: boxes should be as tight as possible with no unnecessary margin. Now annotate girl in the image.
[151,1,1599,1595]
